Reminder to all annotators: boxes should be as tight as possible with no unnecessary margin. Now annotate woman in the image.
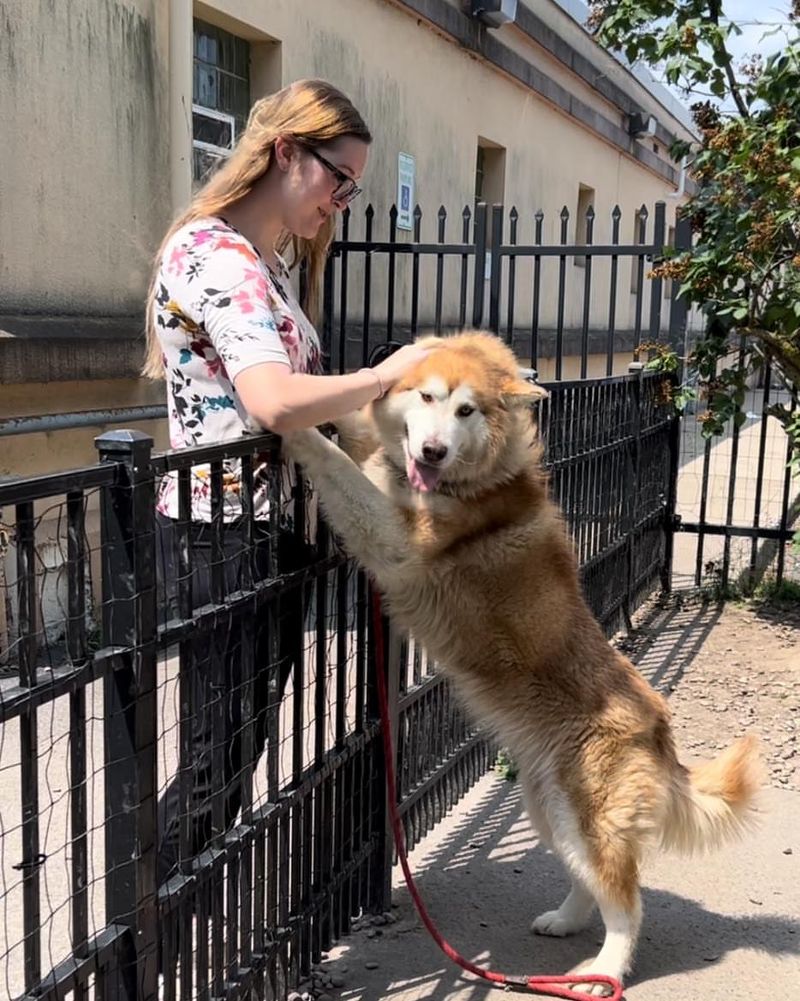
[144,79,428,885]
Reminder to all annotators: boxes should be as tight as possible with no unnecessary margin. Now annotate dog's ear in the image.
[414,334,446,350]
[501,378,549,409]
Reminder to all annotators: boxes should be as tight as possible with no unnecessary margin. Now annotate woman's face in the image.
[277,135,370,239]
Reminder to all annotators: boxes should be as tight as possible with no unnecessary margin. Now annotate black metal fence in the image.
[0,363,677,1001]
[541,366,680,631]
[322,200,680,380]
[319,199,797,593]
[672,355,799,592]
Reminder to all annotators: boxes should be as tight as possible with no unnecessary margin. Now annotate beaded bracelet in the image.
[359,367,385,399]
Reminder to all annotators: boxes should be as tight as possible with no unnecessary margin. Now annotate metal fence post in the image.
[488,203,504,336]
[662,376,682,593]
[366,595,401,914]
[647,201,667,343]
[625,364,644,630]
[95,430,159,1001]
[471,201,488,328]
[666,210,692,382]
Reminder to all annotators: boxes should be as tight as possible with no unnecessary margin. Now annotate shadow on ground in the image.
[334,763,798,1001]
[614,597,724,694]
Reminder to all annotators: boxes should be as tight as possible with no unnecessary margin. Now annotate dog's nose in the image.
[422,441,448,464]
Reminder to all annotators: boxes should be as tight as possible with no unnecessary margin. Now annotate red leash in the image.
[370,590,624,1000]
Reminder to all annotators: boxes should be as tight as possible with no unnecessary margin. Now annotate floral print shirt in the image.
[154,217,321,524]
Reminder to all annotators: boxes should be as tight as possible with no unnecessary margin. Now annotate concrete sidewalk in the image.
[325,772,799,1001]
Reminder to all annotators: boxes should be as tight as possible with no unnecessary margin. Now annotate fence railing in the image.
[0,368,678,1001]
[323,200,685,382]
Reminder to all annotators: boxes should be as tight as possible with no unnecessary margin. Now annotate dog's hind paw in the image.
[567,959,622,997]
[571,982,616,998]
[531,910,587,937]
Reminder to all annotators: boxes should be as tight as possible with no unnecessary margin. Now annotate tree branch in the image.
[741,328,800,387]
[708,0,751,117]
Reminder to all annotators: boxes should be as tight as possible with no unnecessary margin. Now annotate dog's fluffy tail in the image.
[661,735,762,854]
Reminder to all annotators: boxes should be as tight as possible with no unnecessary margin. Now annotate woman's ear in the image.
[273,136,293,171]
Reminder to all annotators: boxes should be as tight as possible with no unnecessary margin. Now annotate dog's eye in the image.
[420,392,434,404]
[456,404,475,418]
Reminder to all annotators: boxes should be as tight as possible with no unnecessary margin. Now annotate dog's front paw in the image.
[280,427,328,465]
[531,909,587,938]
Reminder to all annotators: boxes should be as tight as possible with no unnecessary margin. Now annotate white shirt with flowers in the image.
[154,216,321,524]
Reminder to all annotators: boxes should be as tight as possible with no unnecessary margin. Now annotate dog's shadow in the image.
[336,776,798,1000]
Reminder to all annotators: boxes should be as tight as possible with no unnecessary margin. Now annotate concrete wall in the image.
[195,0,690,336]
[199,0,689,221]
[0,379,168,479]
[0,0,170,315]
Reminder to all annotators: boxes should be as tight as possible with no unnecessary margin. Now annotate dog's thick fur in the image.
[283,332,761,992]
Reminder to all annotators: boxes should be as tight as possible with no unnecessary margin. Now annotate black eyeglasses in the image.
[305,146,362,205]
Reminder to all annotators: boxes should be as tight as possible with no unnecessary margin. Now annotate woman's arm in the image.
[235,343,429,433]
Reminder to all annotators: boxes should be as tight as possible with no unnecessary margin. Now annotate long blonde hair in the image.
[142,79,371,379]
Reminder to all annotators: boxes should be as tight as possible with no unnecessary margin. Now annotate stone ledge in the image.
[0,315,146,383]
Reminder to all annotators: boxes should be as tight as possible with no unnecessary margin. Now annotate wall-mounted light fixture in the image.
[466,0,518,28]
[629,112,658,138]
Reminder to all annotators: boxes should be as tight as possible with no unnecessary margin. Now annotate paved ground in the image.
[313,599,800,1001]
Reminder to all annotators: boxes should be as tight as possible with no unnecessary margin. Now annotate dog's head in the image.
[373,332,547,494]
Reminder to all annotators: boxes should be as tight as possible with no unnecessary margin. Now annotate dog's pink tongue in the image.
[406,457,443,493]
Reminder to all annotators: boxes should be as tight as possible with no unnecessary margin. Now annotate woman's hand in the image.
[235,341,439,435]
[372,343,434,392]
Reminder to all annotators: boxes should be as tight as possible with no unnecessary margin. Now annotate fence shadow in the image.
[615,597,725,694]
[335,772,797,1000]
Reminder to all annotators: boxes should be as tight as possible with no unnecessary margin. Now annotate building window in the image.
[193,19,251,183]
[574,184,595,268]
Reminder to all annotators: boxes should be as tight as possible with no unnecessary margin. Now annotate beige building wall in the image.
[1,0,171,486]
[199,0,692,216]
[197,0,690,338]
[0,0,693,332]
[0,0,170,315]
